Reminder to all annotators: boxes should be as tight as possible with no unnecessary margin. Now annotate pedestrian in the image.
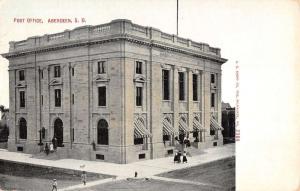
[53,137,58,150]
[173,152,178,163]
[177,151,182,163]
[50,143,54,153]
[134,171,138,178]
[52,137,58,150]
[183,151,188,163]
[45,143,49,155]
[81,171,87,185]
[51,179,57,191]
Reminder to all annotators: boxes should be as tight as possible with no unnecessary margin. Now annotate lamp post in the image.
[38,129,43,146]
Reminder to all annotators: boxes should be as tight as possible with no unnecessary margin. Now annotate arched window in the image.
[19,118,27,139]
[97,119,108,145]
[54,118,63,147]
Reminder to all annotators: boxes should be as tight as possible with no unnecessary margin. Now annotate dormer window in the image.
[19,70,25,81]
[98,61,106,74]
[54,66,61,78]
[136,61,142,74]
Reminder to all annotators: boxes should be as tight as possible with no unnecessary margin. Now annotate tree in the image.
[0,105,9,142]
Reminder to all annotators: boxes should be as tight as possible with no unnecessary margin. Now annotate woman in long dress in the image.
[50,143,54,152]
[183,151,188,163]
[177,151,182,163]
[174,152,178,163]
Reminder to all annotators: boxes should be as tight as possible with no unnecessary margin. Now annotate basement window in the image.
[139,153,146,159]
[96,154,104,160]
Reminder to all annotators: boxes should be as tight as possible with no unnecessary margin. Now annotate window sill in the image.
[97,144,109,147]
[97,106,108,108]
[179,100,187,103]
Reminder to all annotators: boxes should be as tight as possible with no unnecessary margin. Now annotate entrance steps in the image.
[32,146,69,160]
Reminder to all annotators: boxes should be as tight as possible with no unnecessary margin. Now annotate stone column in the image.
[149,60,163,159]
[203,69,212,144]
[7,69,16,151]
[173,66,179,136]
[187,69,193,135]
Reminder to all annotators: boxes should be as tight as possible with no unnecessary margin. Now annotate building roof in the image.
[2,19,227,64]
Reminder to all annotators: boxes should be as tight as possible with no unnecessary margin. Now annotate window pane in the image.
[98,87,106,106]
[98,61,105,74]
[19,70,25,81]
[179,72,185,100]
[193,74,198,101]
[134,138,143,145]
[136,61,142,74]
[211,93,215,107]
[136,87,142,106]
[54,66,61,77]
[211,74,215,83]
[97,119,108,145]
[19,118,27,139]
[162,70,170,100]
[20,91,25,107]
[55,89,61,107]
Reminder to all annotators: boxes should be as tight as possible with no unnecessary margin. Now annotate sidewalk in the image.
[0,144,235,178]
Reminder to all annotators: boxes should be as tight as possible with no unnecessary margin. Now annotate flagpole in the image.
[177,0,178,36]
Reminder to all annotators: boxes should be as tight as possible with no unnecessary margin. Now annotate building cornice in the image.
[1,34,227,64]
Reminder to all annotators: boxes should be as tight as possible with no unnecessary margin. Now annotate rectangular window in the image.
[98,86,106,106]
[211,93,215,107]
[134,138,143,145]
[167,149,173,155]
[72,94,74,105]
[72,128,75,142]
[211,73,215,84]
[136,87,142,106]
[40,70,43,79]
[193,74,198,101]
[162,70,170,100]
[97,61,105,74]
[163,135,170,141]
[19,70,25,81]
[136,61,142,74]
[139,153,146,159]
[41,95,43,106]
[20,91,25,108]
[54,66,61,77]
[179,72,185,101]
[55,89,61,107]
[72,67,74,76]
[96,154,104,160]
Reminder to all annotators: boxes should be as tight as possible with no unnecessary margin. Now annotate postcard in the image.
[0,0,299,190]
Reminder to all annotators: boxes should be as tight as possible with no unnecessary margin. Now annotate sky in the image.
[0,0,299,190]
[0,0,238,107]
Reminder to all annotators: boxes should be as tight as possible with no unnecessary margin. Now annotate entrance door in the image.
[54,118,63,146]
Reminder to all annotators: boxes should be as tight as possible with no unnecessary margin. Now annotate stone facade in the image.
[2,19,227,164]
